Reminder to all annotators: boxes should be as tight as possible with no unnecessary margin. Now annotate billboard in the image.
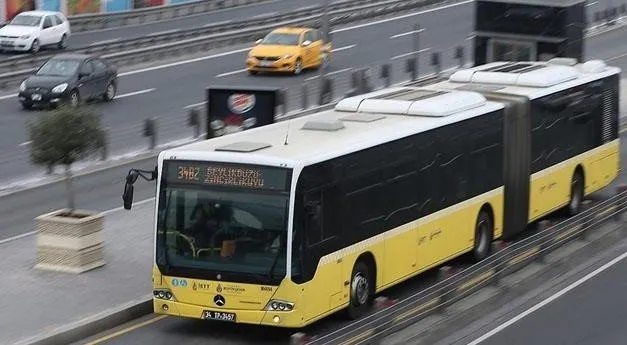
[67,0,100,14]
[4,0,35,22]
[205,86,282,139]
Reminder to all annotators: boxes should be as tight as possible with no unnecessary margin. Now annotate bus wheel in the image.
[472,211,493,262]
[346,260,372,319]
[568,171,584,216]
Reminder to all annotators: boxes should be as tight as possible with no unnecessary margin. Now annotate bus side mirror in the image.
[122,170,139,210]
[123,182,134,210]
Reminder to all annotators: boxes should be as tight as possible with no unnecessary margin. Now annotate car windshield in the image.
[261,32,300,45]
[36,59,80,77]
[156,185,291,284]
[9,15,41,27]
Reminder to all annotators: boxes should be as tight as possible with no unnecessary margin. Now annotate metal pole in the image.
[319,0,330,92]
[413,23,420,80]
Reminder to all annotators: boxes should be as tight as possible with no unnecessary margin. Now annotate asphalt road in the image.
[0,0,315,60]
[2,0,627,188]
[0,0,618,61]
[0,0,477,187]
[428,236,627,345]
[471,252,627,345]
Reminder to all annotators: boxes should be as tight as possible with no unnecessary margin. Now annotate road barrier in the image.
[0,0,454,86]
[0,0,273,33]
[299,188,627,345]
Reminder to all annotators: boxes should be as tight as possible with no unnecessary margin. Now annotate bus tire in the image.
[346,260,372,319]
[472,211,493,262]
[567,170,584,216]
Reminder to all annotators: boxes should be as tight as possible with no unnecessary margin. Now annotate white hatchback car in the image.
[0,10,71,53]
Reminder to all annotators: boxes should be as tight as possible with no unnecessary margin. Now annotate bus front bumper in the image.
[153,298,302,327]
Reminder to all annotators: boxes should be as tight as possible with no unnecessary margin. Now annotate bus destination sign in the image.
[166,161,289,191]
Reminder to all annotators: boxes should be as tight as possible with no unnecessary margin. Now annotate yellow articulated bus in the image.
[122,58,620,328]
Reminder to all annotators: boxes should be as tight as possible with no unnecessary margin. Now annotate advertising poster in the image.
[206,86,280,139]
[132,0,163,9]
[4,0,35,22]
[38,0,61,11]
[106,0,130,12]
[67,0,100,14]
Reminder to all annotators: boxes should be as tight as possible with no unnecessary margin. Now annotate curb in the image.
[15,296,153,345]
[400,217,625,345]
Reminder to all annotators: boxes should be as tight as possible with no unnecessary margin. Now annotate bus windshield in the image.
[156,185,290,284]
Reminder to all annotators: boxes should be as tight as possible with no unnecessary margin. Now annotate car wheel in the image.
[247,70,258,75]
[103,81,116,101]
[68,90,80,107]
[57,34,68,49]
[30,39,40,53]
[293,58,303,75]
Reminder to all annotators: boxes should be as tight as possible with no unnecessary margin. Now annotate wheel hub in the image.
[351,273,369,305]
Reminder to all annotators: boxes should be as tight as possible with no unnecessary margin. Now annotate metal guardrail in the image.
[0,0,273,33]
[0,0,450,88]
[303,189,627,345]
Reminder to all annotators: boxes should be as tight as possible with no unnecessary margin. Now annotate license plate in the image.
[31,94,42,101]
[259,61,273,67]
[201,310,236,322]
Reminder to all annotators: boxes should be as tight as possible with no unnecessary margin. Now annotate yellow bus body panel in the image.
[529,140,620,222]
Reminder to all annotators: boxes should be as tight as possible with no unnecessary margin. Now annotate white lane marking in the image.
[183,101,207,110]
[114,88,156,99]
[0,93,17,100]
[466,34,476,40]
[390,29,425,39]
[216,68,248,77]
[90,38,120,46]
[18,141,31,147]
[585,1,598,6]
[0,88,155,101]
[466,250,627,345]
[118,47,251,77]
[252,11,278,18]
[304,67,352,81]
[0,197,156,246]
[204,20,232,27]
[331,44,356,52]
[151,29,180,36]
[391,48,431,60]
[331,0,474,33]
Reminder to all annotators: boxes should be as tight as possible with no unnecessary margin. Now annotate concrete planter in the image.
[35,209,105,274]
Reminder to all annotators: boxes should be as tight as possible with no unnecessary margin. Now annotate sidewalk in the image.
[1,200,156,345]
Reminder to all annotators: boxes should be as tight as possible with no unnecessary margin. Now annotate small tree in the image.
[28,104,104,214]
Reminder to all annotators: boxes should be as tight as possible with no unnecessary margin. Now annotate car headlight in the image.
[19,81,26,92]
[19,35,30,39]
[52,83,68,93]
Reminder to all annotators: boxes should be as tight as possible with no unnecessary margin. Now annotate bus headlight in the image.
[265,299,294,311]
[153,288,175,301]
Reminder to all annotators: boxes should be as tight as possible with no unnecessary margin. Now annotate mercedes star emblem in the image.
[214,294,225,307]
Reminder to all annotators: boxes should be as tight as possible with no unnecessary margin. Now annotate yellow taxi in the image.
[246,26,332,75]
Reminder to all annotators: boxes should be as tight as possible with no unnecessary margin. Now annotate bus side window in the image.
[304,186,341,247]
[304,191,323,245]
